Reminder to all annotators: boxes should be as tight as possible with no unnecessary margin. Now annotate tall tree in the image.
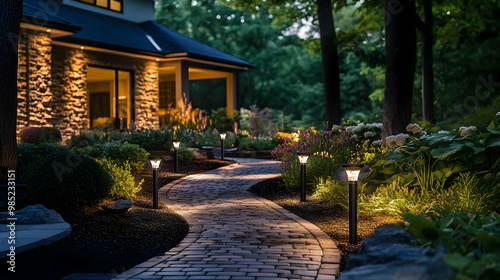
[226,0,346,128]
[0,1,23,184]
[382,0,416,139]
[416,0,434,122]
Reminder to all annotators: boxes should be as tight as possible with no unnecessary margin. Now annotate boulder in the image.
[0,204,65,224]
[340,224,454,280]
[101,200,133,213]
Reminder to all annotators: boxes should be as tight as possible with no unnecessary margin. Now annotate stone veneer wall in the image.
[16,31,53,134]
[18,38,160,142]
[51,45,88,142]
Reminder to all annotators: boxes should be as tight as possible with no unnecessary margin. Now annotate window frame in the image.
[87,65,134,129]
[77,0,123,13]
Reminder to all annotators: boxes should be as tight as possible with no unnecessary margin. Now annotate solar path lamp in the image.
[172,140,181,173]
[220,133,227,160]
[297,153,310,202]
[149,156,162,209]
[342,163,364,244]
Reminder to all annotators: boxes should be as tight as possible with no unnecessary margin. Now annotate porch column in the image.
[226,71,237,115]
[175,61,189,109]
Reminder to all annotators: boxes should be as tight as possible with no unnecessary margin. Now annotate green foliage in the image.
[19,127,62,144]
[314,178,366,211]
[70,129,174,151]
[18,143,113,211]
[211,107,240,132]
[405,211,500,279]
[77,142,148,170]
[462,95,500,132]
[237,136,277,151]
[178,146,194,163]
[99,160,143,200]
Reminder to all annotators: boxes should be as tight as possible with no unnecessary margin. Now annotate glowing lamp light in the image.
[172,140,181,150]
[149,156,162,170]
[220,133,227,140]
[297,153,309,165]
[342,164,364,182]
[342,163,365,244]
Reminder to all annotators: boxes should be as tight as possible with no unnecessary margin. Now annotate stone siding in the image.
[16,31,53,134]
[51,45,88,141]
[17,35,160,142]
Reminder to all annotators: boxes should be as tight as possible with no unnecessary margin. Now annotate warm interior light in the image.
[220,133,227,140]
[149,157,162,170]
[342,164,365,182]
[156,58,160,61]
[297,153,309,165]
[47,29,51,32]
[80,46,84,49]
[172,140,181,150]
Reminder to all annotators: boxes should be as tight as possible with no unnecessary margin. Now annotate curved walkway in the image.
[113,158,340,280]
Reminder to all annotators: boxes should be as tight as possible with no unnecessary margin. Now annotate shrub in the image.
[211,107,240,132]
[100,160,143,200]
[178,146,194,163]
[19,127,62,144]
[18,143,113,211]
[77,142,148,170]
[237,136,277,151]
[405,211,500,279]
[272,127,365,190]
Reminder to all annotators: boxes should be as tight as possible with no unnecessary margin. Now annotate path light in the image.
[298,153,310,202]
[220,133,227,160]
[342,163,365,244]
[172,140,181,173]
[149,156,162,209]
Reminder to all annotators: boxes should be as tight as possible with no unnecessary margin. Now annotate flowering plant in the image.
[272,127,365,189]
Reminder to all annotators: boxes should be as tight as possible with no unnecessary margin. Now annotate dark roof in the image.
[22,0,253,68]
[22,2,81,32]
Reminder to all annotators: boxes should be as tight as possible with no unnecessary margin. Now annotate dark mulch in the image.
[248,176,402,272]
[1,159,232,280]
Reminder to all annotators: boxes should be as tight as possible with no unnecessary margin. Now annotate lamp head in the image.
[342,163,365,182]
[172,140,181,150]
[149,156,163,170]
[297,153,310,165]
[220,133,227,140]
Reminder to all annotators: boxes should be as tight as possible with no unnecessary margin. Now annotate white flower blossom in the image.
[438,130,450,134]
[364,131,374,138]
[459,126,477,137]
[497,111,500,116]
[366,123,383,130]
[352,126,362,133]
[372,140,382,146]
[331,125,340,132]
[346,126,354,133]
[385,133,409,149]
[352,134,358,138]
[406,123,425,135]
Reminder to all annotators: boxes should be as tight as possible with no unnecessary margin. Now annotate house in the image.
[17,0,253,141]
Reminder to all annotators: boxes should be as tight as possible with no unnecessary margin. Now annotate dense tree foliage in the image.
[155,0,500,130]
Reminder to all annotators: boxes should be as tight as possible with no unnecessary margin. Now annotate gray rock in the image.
[340,224,454,280]
[102,200,133,213]
[0,204,65,224]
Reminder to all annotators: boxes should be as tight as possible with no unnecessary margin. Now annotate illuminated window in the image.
[87,66,132,129]
[78,0,123,12]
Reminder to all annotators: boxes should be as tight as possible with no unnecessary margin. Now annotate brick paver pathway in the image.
[113,158,340,280]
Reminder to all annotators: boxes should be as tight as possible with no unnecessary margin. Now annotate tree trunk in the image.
[317,0,341,128]
[0,1,23,184]
[420,0,435,122]
[383,0,417,141]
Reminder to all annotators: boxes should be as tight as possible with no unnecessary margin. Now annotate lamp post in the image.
[298,153,310,202]
[220,133,227,160]
[342,163,364,244]
[149,156,162,209]
[172,140,180,173]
